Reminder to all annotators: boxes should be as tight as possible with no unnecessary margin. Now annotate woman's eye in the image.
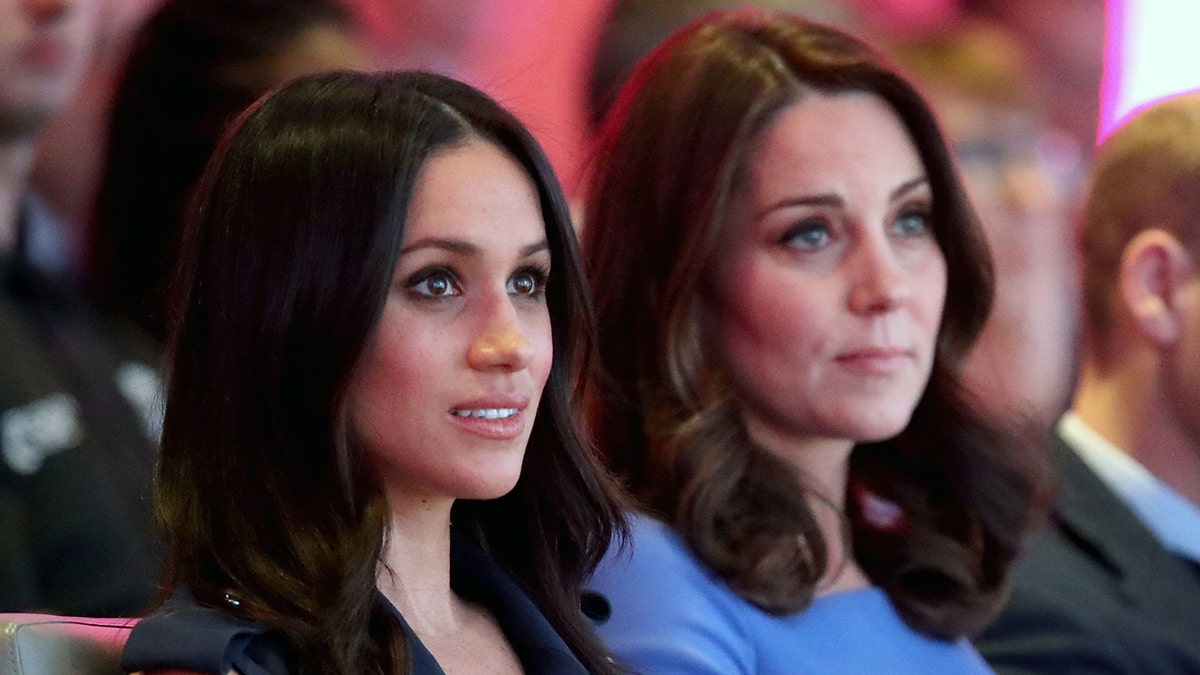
[781,220,832,251]
[507,268,548,297]
[409,269,461,298]
[892,210,932,238]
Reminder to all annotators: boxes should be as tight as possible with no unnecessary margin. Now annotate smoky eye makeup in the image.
[507,264,551,298]
[402,265,462,299]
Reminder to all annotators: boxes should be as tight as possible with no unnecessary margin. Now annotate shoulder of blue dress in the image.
[596,513,753,611]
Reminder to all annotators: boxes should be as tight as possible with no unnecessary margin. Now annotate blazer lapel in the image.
[1052,433,1200,619]
[450,534,589,675]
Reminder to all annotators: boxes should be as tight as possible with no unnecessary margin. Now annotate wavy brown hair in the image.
[584,8,1039,639]
[161,71,626,673]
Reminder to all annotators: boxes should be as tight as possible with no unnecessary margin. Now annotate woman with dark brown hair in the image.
[118,70,627,675]
[583,8,1040,674]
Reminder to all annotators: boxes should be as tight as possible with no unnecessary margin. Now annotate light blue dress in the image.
[588,515,994,674]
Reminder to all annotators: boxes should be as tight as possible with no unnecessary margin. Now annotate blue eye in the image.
[781,220,832,251]
[892,210,932,237]
[507,267,549,298]
[408,269,461,298]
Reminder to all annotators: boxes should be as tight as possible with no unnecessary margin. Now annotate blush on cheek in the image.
[530,323,554,390]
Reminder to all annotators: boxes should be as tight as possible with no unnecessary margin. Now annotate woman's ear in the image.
[1119,228,1193,346]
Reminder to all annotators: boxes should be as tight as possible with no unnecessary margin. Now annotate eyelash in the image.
[779,218,833,251]
[403,265,551,300]
[777,202,934,252]
[405,266,460,299]
[509,265,551,299]
[891,204,933,238]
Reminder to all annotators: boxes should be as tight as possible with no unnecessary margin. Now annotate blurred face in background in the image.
[703,92,946,459]
[0,0,100,139]
[933,88,1082,424]
[890,18,1086,425]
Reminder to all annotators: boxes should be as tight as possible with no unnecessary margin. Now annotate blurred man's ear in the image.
[1119,228,1193,347]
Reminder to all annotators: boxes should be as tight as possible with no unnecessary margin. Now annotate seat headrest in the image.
[0,614,137,675]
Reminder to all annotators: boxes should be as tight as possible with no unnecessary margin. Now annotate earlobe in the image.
[1119,229,1191,346]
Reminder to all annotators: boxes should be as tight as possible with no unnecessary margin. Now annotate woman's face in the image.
[348,140,554,505]
[703,92,947,454]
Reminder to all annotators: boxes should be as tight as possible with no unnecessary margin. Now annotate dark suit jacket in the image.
[0,248,162,616]
[976,433,1200,674]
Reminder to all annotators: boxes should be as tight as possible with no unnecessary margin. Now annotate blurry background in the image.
[31,0,1199,426]
[31,0,1116,219]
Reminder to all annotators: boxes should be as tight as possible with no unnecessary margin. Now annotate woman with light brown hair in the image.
[583,8,1041,674]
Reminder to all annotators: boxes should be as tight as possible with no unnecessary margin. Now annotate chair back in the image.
[0,614,136,675]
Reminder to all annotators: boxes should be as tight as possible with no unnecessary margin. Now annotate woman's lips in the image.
[834,347,914,375]
[448,395,531,440]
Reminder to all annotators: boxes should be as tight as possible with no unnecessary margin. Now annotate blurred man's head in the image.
[1071,91,1200,495]
[1082,93,1200,450]
[0,0,100,141]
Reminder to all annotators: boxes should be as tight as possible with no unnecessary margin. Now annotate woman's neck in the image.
[742,415,854,508]
[376,493,465,637]
[375,491,525,674]
[741,419,871,594]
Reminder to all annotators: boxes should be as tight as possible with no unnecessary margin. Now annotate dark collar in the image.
[378,533,588,675]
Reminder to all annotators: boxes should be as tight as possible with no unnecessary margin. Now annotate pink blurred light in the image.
[1098,0,1200,142]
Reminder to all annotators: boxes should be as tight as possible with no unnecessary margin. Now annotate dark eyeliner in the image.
[513,264,551,298]
[404,265,460,298]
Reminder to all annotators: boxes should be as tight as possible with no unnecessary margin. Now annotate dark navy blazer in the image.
[122,534,590,674]
[976,434,1200,674]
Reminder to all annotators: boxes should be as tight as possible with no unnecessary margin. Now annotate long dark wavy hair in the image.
[160,71,626,673]
[584,8,1039,639]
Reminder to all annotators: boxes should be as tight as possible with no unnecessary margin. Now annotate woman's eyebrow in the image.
[890,176,929,201]
[399,237,476,255]
[398,238,550,256]
[520,240,550,257]
[756,193,842,221]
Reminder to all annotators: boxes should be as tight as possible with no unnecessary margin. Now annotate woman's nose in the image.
[847,240,909,316]
[466,295,535,372]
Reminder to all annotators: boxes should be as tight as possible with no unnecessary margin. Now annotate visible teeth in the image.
[451,408,517,419]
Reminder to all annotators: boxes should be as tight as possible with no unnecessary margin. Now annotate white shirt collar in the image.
[1059,412,1200,564]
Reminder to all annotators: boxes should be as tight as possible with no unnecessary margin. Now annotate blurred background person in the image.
[585,0,865,136]
[583,9,1041,674]
[29,0,607,262]
[975,91,1200,674]
[88,0,369,342]
[1,0,161,616]
[889,18,1085,428]
[959,0,1103,156]
[17,0,157,282]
